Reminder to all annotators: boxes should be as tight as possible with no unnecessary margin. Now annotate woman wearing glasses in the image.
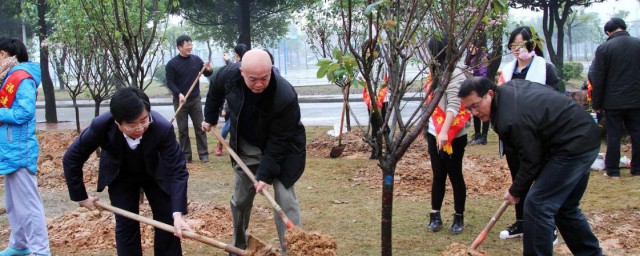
[497,26,560,242]
[63,87,191,256]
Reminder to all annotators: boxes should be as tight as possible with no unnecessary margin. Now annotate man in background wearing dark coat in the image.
[588,18,640,178]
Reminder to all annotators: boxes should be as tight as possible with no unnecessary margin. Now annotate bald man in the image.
[202,49,305,254]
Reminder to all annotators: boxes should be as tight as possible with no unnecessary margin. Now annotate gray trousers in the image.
[173,95,208,161]
[4,168,50,255]
[230,138,301,254]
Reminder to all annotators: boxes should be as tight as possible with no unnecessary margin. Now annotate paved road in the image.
[35,100,423,130]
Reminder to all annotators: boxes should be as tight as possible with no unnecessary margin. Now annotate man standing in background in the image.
[166,35,213,163]
[589,18,640,178]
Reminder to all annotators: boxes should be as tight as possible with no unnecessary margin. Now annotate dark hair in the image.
[604,18,626,33]
[263,49,275,64]
[458,77,496,98]
[508,26,543,57]
[176,35,192,47]
[234,43,249,60]
[428,33,447,66]
[110,87,151,123]
[0,37,29,62]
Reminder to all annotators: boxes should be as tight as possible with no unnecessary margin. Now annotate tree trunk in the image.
[380,162,395,256]
[567,28,573,62]
[94,100,102,117]
[345,84,351,132]
[38,0,57,123]
[73,101,81,133]
[237,0,251,48]
[206,41,212,62]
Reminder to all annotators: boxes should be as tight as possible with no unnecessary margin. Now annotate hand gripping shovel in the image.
[211,130,296,230]
[169,64,207,123]
[470,201,510,250]
[94,201,249,255]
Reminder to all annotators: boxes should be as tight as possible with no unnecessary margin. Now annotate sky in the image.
[509,0,640,26]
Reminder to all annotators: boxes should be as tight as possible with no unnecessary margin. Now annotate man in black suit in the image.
[63,87,191,256]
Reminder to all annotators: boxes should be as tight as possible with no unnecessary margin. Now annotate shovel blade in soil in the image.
[329,145,345,158]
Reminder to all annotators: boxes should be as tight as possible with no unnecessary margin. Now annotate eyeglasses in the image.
[118,115,153,132]
[509,42,526,51]
[467,95,487,113]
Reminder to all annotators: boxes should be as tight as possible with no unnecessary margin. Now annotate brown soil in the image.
[284,227,337,256]
[441,242,486,256]
[586,207,640,255]
[47,201,233,253]
[307,130,372,158]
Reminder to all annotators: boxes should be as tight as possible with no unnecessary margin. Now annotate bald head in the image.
[240,49,274,93]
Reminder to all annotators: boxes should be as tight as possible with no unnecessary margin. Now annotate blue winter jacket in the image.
[0,62,41,175]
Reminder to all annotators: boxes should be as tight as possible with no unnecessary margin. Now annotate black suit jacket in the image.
[63,110,188,213]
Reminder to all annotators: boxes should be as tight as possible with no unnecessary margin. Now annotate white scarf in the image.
[500,55,547,84]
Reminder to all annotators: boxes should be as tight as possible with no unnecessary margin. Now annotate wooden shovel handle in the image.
[471,200,510,250]
[211,130,296,229]
[170,64,207,123]
[94,201,246,255]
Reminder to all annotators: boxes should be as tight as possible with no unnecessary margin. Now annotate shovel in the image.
[169,64,207,123]
[210,130,296,230]
[94,200,250,255]
[470,200,510,250]
[329,94,348,158]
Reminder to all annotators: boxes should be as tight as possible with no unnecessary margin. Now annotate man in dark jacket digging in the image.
[458,77,602,256]
[63,87,191,255]
[202,49,305,254]
[588,18,640,178]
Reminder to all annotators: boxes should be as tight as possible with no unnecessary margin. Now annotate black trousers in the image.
[604,108,640,176]
[426,133,468,214]
[108,172,182,256]
[472,116,489,136]
[505,150,528,221]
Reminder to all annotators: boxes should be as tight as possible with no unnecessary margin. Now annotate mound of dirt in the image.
[441,242,486,256]
[351,152,511,199]
[37,154,99,191]
[284,227,337,256]
[307,130,372,158]
[37,131,79,153]
[586,207,640,255]
[47,201,233,253]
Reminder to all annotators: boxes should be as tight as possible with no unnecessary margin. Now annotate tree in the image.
[565,9,598,61]
[176,0,315,48]
[331,0,497,254]
[509,0,605,92]
[77,0,172,90]
[37,0,58,123]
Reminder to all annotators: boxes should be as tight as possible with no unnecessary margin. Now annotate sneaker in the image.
[428,212,443,232]
[603,172,620,179]
[215,142,223,156]
[478,135,487,145]
[499,220,523,239]
[469,134,480,145]
[451,213,464,235]
[552,230,559,246]
[0,247,31,256]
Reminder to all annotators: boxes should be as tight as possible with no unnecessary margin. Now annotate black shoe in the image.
[186,156,193,163]
[499,220,523,239]
[469,134,480,145]
[478,134,487,145]
[200,155,210,163]
[451,213,464,235]
[428,212,443,232]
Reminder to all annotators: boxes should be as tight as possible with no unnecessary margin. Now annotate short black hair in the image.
[176,35,192,47]
[458,77,496,98]
[604,18,626,33]
[0,37,29,62]
[110,87,151,123]
[508,26,544,57]
[234,43,249,60]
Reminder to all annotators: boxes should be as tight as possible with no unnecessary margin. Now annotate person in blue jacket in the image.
[0,37,51,256]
